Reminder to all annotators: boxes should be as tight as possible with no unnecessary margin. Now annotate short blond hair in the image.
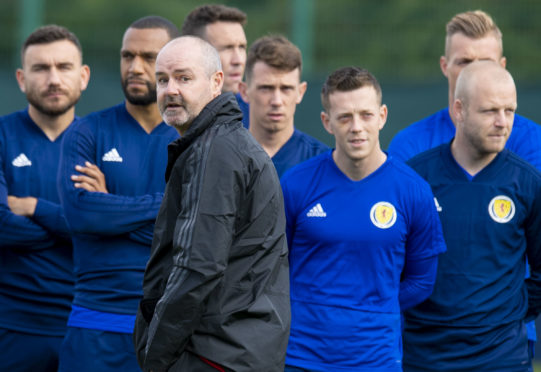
[445,10,503,57]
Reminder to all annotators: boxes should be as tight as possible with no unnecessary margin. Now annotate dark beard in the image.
[121,78,157,106]
[26,90,80,117]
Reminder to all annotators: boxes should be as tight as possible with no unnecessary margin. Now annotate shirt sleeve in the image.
[57,120,163,236]
[506,116,541,172]
[143,139,242,371]
[0,147,55,250]
[399,255,438,311]
[32,198,70,241]
[128,223,156,246]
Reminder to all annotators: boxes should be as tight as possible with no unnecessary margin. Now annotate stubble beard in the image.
[26,88,80,117]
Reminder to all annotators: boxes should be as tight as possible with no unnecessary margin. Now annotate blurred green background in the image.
[2,0,541,367]
[2,0,541,150]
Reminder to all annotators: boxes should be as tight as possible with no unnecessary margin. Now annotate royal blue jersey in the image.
[404,145,541,370]
[0,109,73,336]
[388,108,541,170]
[273,129,329,178]
[57,103,178,332]
[281,151,446,371]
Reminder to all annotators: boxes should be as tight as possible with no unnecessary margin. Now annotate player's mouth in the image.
[267,112,284,121]
[349,138,366,147]
[43,89,66,99]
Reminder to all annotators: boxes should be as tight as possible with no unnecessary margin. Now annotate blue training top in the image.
[404,144,541,370]
[281,151,446,371]
[272,129,329,178]
[0,109,73,336]
[387,107,541,342]
[57,103,179,332]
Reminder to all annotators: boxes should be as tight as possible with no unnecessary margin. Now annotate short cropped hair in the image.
[321,66,382,112]
[245,35,302,82]
[21,24,82,64]
[129,15,180,39]
[182,4,246,38]
[445,10,503,56]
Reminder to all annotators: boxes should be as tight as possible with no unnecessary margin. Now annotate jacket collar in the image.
[165,92,242,181]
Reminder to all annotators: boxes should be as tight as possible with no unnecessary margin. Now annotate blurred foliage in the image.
[1,0,541,81]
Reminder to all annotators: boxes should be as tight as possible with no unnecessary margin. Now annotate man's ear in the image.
[378,104,388,130]
[499,56,507,69]
[296,81,307,104]
[211,71,224,97]
[16,69,26,93]
[80,64,91,91]
[440,56,449,78]
[321,110,333,135]
[238,81,249,103]
[452,99,464,125]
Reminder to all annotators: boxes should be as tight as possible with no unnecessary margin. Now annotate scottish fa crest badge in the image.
[488,195,515,223]
[370,202,397,229]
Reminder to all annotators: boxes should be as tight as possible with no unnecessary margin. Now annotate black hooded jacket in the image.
[134,93,290,372]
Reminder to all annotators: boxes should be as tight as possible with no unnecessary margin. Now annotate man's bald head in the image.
[158,36,222,77]
[155,36,224,134]
[452,60,517,162]
[455,60,515,107]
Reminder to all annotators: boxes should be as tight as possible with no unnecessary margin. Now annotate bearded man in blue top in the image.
[387,11,541,369]
[57,16,180,372]
[0,25,90,372]
[404,61,541,372]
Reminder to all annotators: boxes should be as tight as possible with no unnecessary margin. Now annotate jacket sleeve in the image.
[57,120,163,236]
[525,183,541,321]
[143,139,242,372]
[0,148,55,250]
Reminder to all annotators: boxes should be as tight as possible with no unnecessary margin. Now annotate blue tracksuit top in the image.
[0,108,73,336]
[388,107,541,342]
[404,144,541,370]
[57,103,179,321]
[272,129,329,178]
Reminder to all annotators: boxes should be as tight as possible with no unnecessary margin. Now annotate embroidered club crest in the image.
[488,195,515,223]
[370,202,397,229]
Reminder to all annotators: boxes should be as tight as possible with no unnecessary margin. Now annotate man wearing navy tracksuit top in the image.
[239,36,329,178]
[57,17,179,372]
[404,62,541,371]
[0,25,89,372]
[387,12,541,367]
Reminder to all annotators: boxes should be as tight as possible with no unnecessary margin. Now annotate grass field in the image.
[535,362,541,371]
